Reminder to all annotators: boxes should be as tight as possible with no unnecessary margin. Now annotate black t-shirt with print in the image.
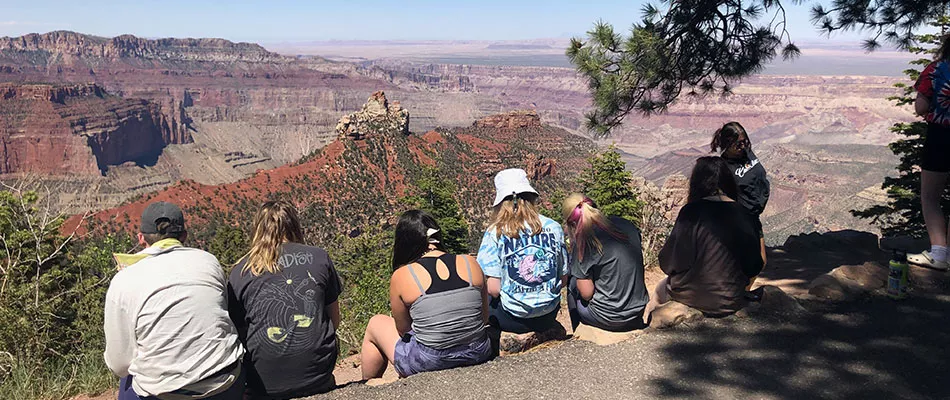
[725,148,770,217]
[228,243,342,398]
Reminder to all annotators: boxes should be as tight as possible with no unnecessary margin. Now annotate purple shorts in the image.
[393,332,492,377]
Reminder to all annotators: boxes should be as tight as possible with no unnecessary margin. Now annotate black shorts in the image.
[923,123,950,173]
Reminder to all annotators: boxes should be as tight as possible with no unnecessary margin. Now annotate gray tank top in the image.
[406,254,486,349]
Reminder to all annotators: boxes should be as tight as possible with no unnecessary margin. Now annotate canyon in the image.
[0,31,913,243]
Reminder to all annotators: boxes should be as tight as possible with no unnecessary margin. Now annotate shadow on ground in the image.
[305,230,950,399]
[757,230,888,296]
[650,292,950,399]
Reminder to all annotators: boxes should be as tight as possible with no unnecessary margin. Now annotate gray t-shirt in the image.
[570,216,649,325]
[228,243,342,398]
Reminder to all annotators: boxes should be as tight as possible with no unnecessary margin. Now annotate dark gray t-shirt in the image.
[570,216,649,324]
[228,243,342,398]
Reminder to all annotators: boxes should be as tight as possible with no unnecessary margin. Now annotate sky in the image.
[0,0,870,43]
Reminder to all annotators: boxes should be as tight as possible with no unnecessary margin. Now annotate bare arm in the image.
[916,92,931,117]
[327,301,340,330]
[389,270,412,336]
[575,278,595,302]
[486,277,501,298]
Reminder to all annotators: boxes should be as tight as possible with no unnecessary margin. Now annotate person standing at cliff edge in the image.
[105,201,245,400]
[907,35,950,272]
[712,121,771,286]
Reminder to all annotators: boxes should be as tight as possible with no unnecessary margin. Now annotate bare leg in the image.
[360,315,400,380]
[921,170,950,247]
[643,277,671,324]
[747,238,767,290]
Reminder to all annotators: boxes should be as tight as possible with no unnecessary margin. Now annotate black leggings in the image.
[487,296,559,334]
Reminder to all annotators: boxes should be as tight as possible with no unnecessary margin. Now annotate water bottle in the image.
[887,250,909,300]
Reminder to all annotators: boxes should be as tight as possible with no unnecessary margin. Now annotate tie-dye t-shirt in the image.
[477,215,567,319]
[915,60,950,126]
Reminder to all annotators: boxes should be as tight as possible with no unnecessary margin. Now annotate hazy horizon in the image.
[0,0,881,43]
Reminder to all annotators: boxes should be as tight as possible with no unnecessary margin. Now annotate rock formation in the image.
[335,91,410,140]
[0,83,191,175]
[473,110,542,130]
[525,153,555,180]
[0,31,285,64]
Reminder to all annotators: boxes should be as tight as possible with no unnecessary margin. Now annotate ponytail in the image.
[561,193,627,262]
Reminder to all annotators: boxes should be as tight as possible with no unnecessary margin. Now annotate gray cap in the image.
[140,201,185,234]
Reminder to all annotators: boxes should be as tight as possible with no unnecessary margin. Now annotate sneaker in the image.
[907,250,950,271]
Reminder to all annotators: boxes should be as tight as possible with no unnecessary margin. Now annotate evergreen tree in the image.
[579,146,644,223]
[569,0,947,135]
[326,228,392,355]
[401,167,471,254]
[852,16,950,238]
[207,224,248,270]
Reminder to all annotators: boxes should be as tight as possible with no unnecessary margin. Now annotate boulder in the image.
[739,285,807,318]
[649,301,704,329]
[807,262,889,302]
[498,325,567,355]
[807,273,862,301]
[572,324,643,346]
[831,262,888,289]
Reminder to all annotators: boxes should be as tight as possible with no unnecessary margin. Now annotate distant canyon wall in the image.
[0,83,191,175]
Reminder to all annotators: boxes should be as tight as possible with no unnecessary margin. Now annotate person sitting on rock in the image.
[907,36,950,271]
[360,210,492,379]
[650,157,765,318]
[105,201,245,400]
[561,193,650,332]
[712,121,770,282]
[227,201,342,399]
[477,168,568,348]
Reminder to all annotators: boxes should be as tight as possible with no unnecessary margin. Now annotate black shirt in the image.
[228,243,342,398]
[725,148,770,216]
[569,216,650,325]
[658,200,764,316]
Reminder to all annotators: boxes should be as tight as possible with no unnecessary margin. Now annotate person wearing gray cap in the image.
[105,201,246,400]
[476,169,568,349]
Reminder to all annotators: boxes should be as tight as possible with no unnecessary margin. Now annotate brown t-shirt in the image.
[658,200,764,316]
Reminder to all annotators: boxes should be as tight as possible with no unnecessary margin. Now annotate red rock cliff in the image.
[0,83,192,175]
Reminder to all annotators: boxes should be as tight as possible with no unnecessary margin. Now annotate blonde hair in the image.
[561,193,624,262]
[490,193,543,239]
[241,200,305,276]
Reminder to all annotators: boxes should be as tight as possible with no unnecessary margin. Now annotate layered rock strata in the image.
[0,83,191,175]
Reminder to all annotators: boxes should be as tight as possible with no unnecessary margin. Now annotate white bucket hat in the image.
[493,168,538,206]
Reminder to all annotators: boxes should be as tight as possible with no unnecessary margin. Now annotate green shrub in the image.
[327,229,392,355]
[0,187,132,399]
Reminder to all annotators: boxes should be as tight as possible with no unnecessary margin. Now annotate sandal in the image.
[907,250,950,271]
